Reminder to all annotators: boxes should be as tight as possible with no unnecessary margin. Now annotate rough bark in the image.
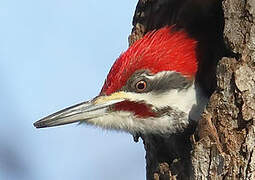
[192,0,255,179]
[129,0,255,179]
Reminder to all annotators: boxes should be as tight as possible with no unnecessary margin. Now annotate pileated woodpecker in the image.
[34,26,208,136]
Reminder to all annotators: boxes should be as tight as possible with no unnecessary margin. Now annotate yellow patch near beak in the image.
[94,91,128,105]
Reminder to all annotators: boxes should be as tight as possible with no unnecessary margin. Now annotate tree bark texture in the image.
[129,0,255,179]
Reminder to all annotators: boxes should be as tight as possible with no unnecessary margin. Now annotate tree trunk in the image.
[129,0,255,179]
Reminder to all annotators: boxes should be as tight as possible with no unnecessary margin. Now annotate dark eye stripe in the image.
[149,72,192,92]
[123,70,193,93]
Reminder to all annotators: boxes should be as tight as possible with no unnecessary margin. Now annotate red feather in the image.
[114,101,156,118]
[101,26,197,96]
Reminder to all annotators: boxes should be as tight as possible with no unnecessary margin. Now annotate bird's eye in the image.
[135,80,147,92]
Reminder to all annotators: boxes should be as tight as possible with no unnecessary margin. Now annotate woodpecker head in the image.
[34,27,205,135]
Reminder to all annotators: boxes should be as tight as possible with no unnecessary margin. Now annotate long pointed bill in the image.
[34,92,128,128]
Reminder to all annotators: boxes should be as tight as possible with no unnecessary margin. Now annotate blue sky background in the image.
[0,1,146,179]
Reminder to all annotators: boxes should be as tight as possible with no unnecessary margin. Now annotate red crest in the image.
[101,26,197,95]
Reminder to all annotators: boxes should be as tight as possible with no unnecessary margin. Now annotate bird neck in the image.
[188,82,209,121]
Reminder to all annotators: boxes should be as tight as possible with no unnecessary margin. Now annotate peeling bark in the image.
[129,0,255,179]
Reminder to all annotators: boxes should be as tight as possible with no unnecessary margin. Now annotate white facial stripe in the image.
[123,84,196,113]
[86,111,189,135]
[82,81,208,135]
[143,71,174,79]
